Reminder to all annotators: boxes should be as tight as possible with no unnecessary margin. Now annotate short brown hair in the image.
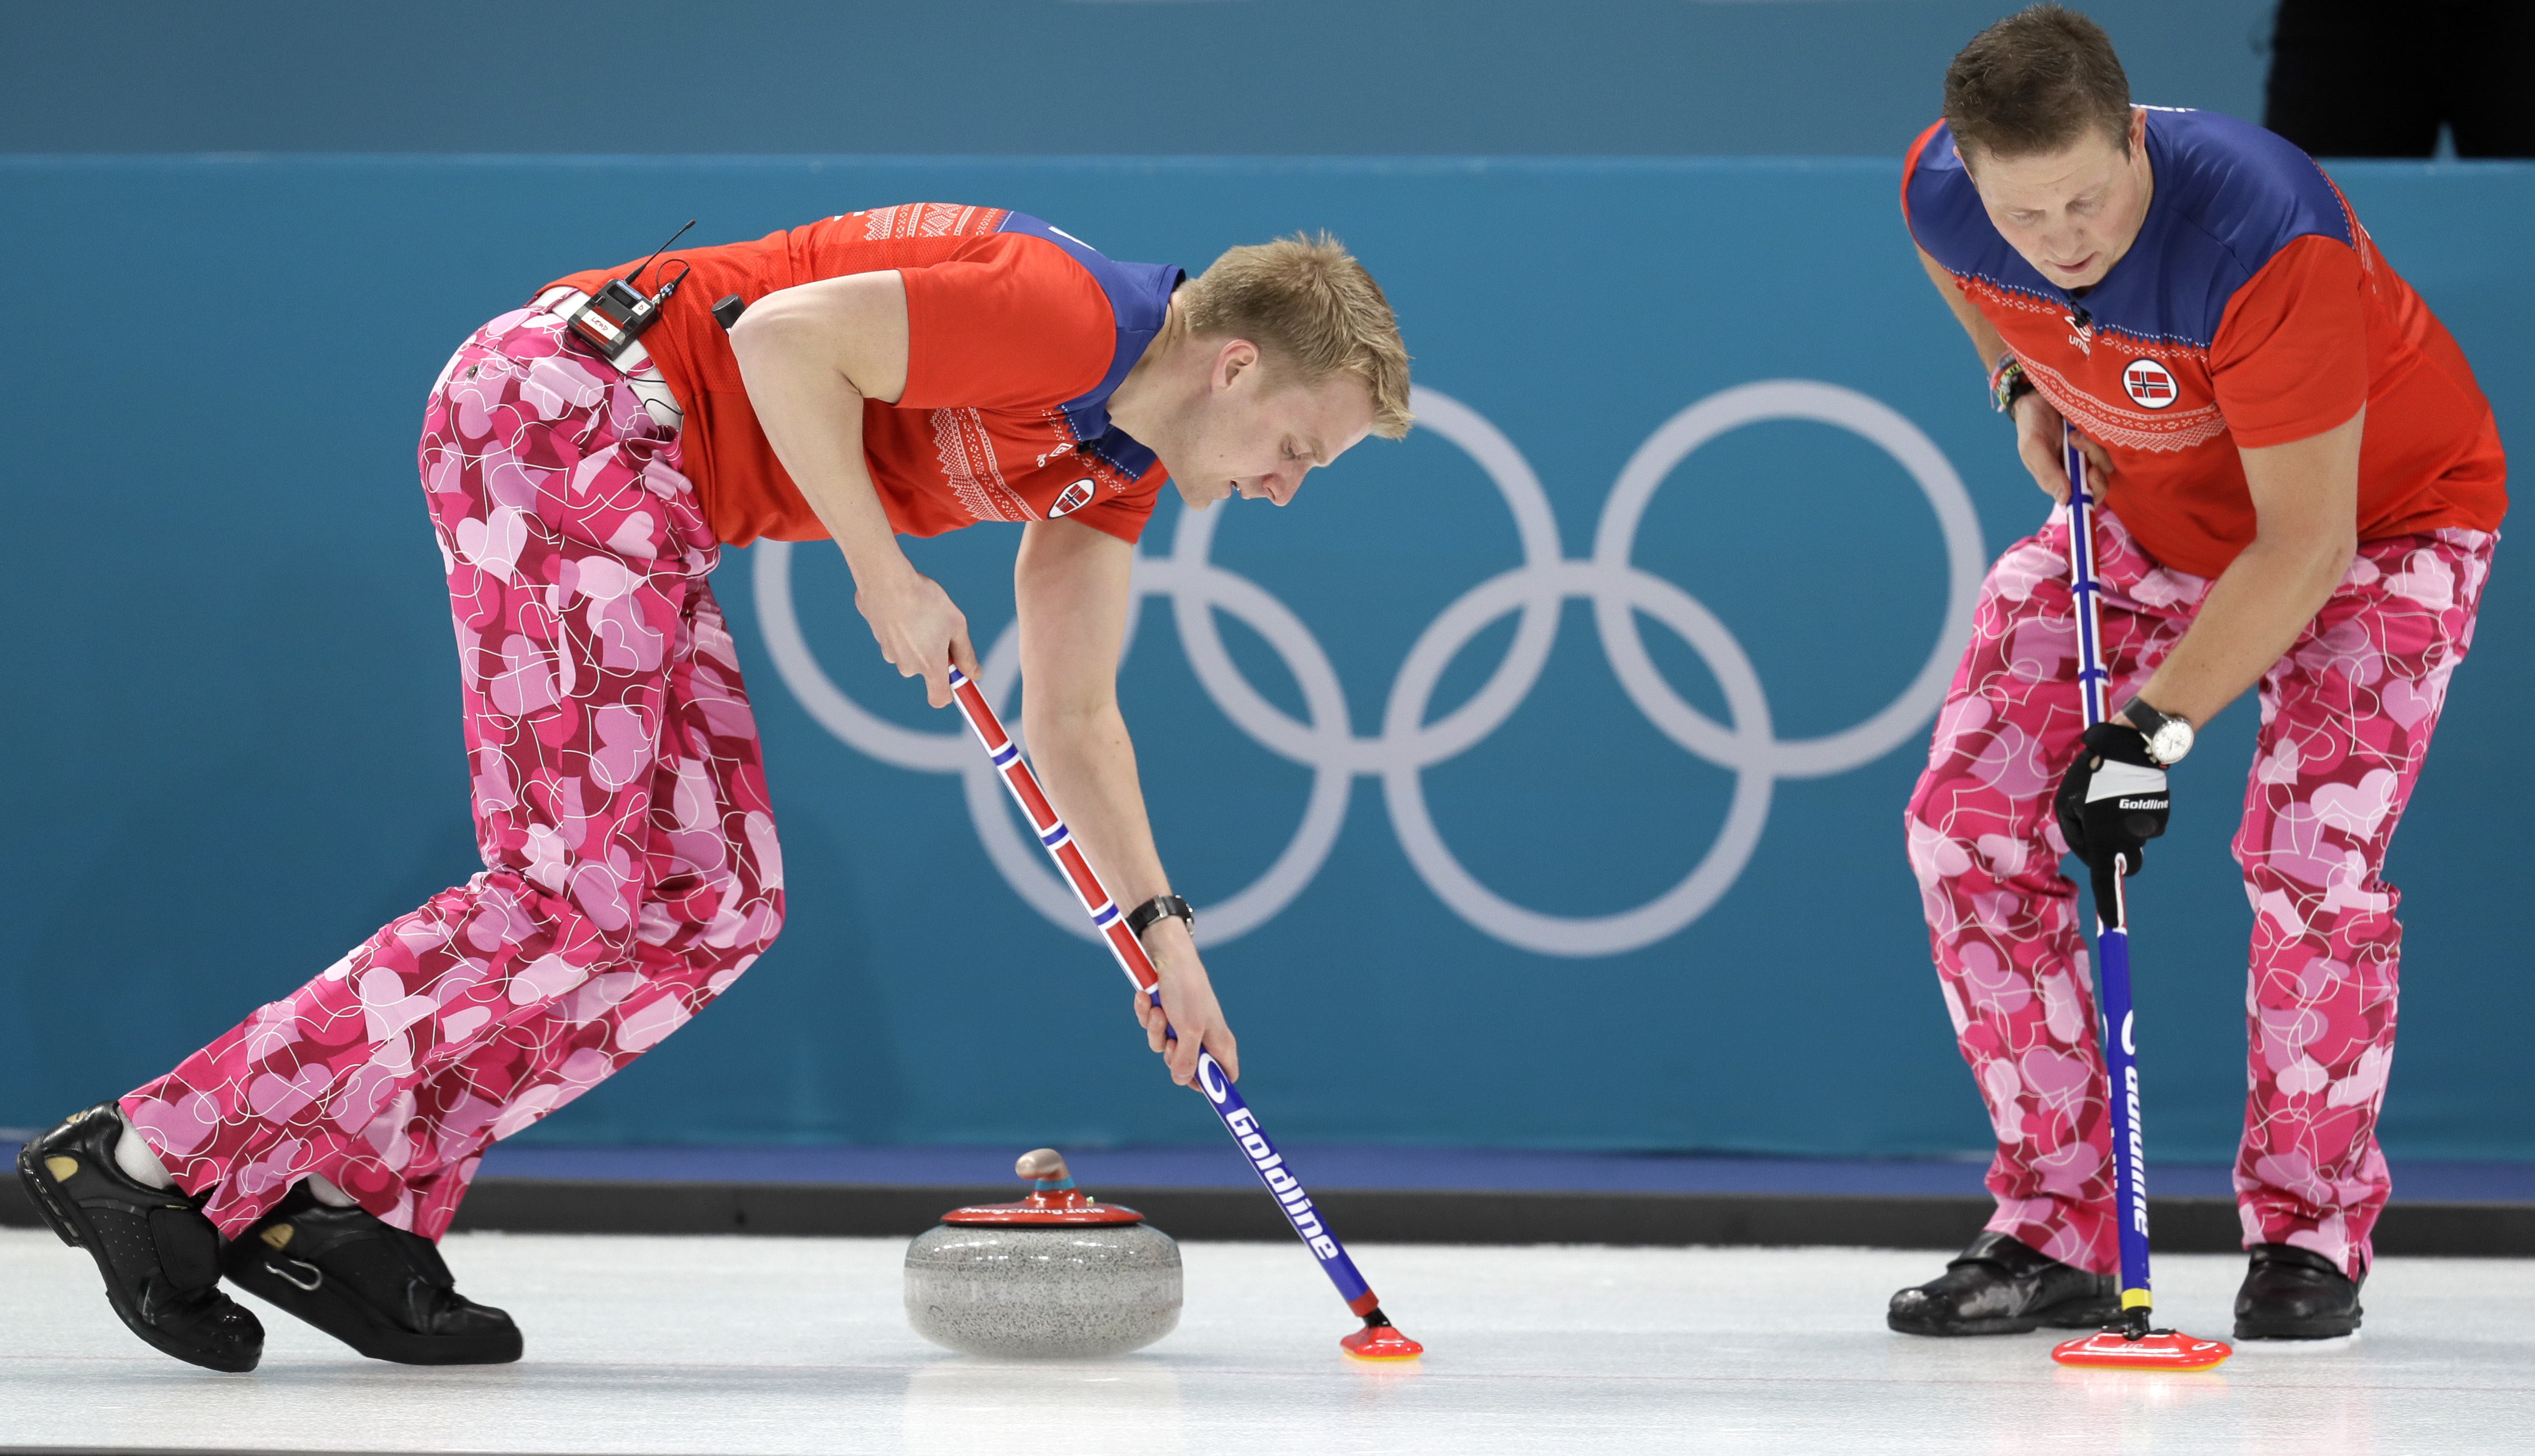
[1181,232,1412,440]
[1943,4,2132,164]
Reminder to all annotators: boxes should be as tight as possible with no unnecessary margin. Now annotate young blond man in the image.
[19,208,1409,1372]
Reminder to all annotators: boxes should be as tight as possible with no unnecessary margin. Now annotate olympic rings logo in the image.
[754,381,1986,957]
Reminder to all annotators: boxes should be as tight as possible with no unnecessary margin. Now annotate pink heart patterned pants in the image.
[1906,502,2494,1280]
[120,304,783,1240]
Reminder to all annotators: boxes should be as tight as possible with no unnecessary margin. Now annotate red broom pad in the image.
[1341,1324,1427,1362]
[2051,1328,2232,1371]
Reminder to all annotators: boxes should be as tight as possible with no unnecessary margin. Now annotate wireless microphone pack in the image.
[568,219,696,362]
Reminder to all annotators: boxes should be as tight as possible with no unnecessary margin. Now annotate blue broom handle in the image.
[2066,428,2155,1322]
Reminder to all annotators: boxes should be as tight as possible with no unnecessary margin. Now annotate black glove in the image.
[2053,721,2169,925]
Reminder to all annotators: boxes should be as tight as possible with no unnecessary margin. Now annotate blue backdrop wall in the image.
[0,0,2278,158]
[2,155,2527,1161]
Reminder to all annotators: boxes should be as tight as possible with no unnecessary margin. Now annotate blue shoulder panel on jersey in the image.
[1903,127,2031,301]
[1904,109,2354,352]
[995,211,1184,482]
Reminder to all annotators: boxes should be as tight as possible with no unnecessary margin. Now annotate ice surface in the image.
[3,1229,2528,1455]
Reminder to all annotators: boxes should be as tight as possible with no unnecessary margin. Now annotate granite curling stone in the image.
[905,1149,1181,1358]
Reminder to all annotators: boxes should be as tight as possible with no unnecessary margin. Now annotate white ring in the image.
[1590,381,1984,781]
[1379,559,1777,956]
[752,381,1980,956]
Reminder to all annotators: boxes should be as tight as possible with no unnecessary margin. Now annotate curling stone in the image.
[905,1149,1181,1358]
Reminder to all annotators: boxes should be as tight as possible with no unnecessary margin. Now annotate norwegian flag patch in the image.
[2121,358,2180,411]
[1047,478,1097,518]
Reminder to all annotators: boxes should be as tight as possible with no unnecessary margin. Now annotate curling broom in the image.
[2048,424,2231,1373]
[946,664,1422,1363]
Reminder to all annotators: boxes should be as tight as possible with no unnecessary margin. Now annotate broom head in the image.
[2051,1327,2232,1371]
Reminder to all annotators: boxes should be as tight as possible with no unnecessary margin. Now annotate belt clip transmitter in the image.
[567,219,696,362]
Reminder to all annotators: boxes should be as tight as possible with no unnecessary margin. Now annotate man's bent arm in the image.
[2123,408,2364,728]
[728,271,978,706]
[1917,247,2109,503]
[1013,518,1239,1085]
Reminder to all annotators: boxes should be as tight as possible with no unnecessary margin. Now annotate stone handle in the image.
[1015,1148,1070,1183]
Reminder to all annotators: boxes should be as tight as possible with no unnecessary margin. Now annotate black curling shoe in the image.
[2234,1243,2364,1339]
[1887,1230,2119,1335]
[15,1103,265,1372]
[222,1187,522,1365]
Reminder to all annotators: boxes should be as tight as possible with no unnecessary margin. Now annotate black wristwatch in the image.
[1125,894,1195,940]
[2117,695,2196,766]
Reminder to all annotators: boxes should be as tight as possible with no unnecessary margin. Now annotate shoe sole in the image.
[1888,1292,2120,1337]
[14,1138,261,1374]
[223,1248,523,1365]
[2234,1311,2363,1340]
[2232,1329,2361,1350]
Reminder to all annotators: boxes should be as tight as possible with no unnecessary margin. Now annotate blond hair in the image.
[1180,232,1412,440]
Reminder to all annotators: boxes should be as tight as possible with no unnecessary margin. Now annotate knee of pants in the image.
[1902,766,1969,871]
[2232,819,2343,906]
[1903,809,1952,886]
[1904,810,2008,895]
[649,806,784,953]
[733,807,783,917]
[2228,811,2264,878]
[713,810,784,959]
[645,871,783,963]
[752,885,786,953]
[692,886,781,998]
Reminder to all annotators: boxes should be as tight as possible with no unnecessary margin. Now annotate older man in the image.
[1887,6,2504,1342]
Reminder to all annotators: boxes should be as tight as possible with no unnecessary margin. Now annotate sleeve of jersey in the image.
[2209,234,2370,449]
[896,234,1117,412]
[1058,463,1165,545]
[1898,120,1944,238]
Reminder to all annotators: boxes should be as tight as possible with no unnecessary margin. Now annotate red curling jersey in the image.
[1903,109,2506,578]
[550,204,1181,548]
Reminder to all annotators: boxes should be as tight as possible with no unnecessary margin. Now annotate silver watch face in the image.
[2147,718,2194,765]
